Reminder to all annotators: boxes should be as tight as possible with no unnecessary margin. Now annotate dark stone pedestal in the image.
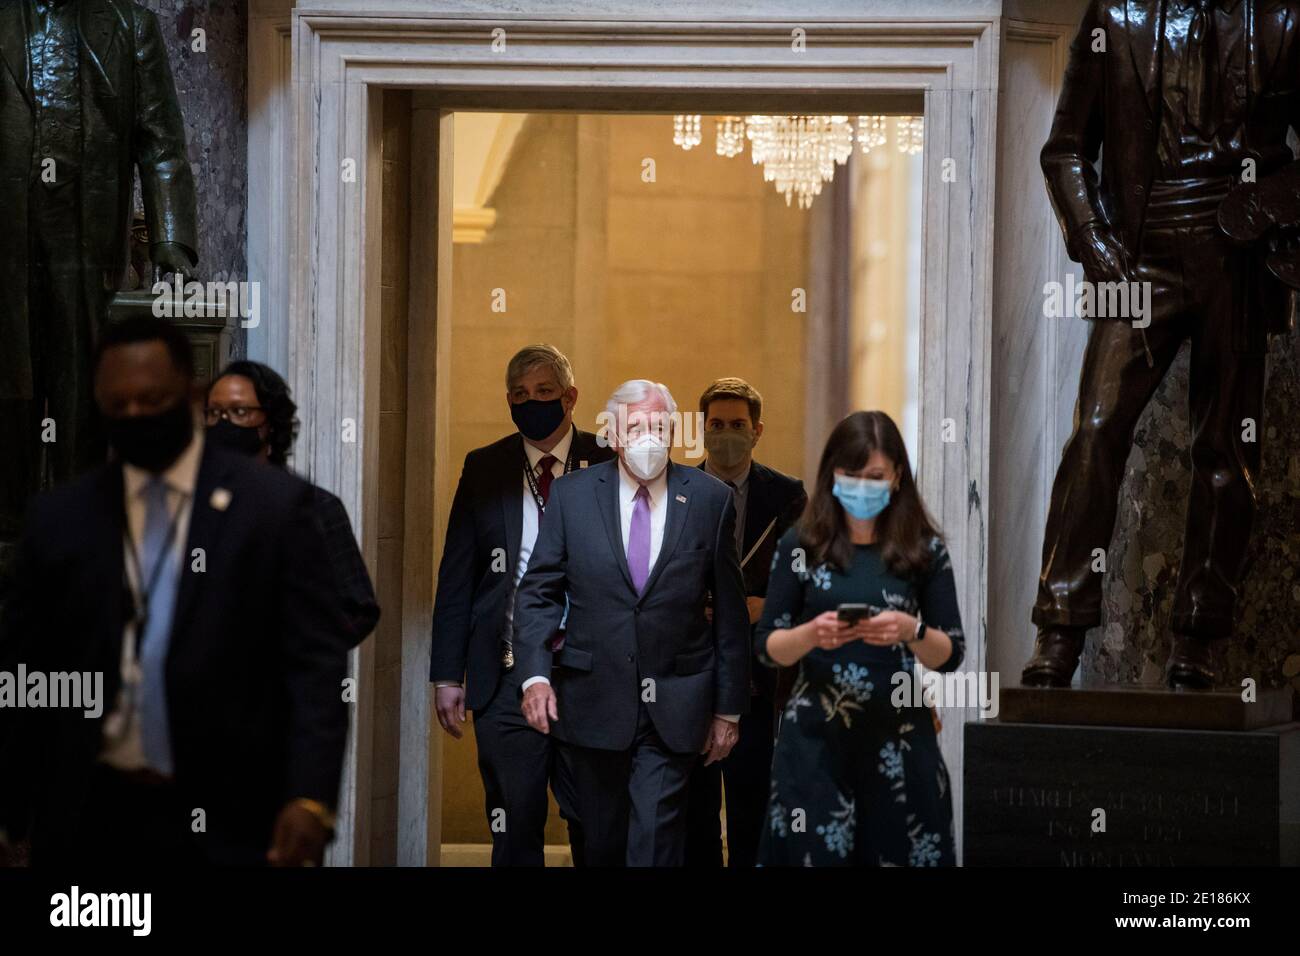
[964,719,1300,865]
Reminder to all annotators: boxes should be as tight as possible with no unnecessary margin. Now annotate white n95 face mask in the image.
[624,434,670,481]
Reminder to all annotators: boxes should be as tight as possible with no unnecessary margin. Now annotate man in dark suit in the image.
[1026,0,1300,689]
[429,344,612,866]
[0,316,351,867]
[515,379,750,867]
[683,378,805,868]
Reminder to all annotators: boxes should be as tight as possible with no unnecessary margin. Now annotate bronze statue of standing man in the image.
[1025,0,1300,690]
[0,0,197,541]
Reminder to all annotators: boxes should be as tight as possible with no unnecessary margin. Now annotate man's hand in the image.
[266,802,329,867]
[151,241,196,277]
[700,717,739,766]
[521,681,558,734]
[746,596,765,624]
[1077,223,1130,287]
[435,684,467,739]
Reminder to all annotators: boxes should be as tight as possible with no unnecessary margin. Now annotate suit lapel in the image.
[0,0,31,107]
[500,434,524,572]
[596,460,636,595]
[169,445,233,644]
[1125,0,1165,117]
[78,0,122,95]
[639,462,691,602]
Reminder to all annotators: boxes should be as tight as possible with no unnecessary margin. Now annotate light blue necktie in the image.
[137,476,180,775]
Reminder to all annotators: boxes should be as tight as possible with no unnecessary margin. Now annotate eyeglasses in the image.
[205,405,265,426]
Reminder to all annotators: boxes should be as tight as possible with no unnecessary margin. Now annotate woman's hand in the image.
[809,611,858,650]
[859,610,916,647]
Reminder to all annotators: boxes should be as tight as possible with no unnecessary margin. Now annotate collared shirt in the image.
[100,431,204,772]
[616,458,669,572]
[506,427,574,629]
[704,459,749,554]
[26,0,82,188]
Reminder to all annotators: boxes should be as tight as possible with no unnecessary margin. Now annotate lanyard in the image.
[122,490,184,648]
[522,443,575,515]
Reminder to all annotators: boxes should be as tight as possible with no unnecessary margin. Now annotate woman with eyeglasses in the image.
[207,361,379,647]
[755,410,963,867]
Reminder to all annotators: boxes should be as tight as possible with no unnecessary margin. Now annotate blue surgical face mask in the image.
[832,473,892,520]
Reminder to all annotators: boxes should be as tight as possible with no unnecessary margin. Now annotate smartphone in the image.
[836,603,880,624]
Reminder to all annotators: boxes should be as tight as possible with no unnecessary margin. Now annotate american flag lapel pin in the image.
[675,494,687,503]
[579,460,589,469]
[210,487,232,512]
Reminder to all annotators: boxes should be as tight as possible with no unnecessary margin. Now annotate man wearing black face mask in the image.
[0,316,352,867]
[430,343,613,866]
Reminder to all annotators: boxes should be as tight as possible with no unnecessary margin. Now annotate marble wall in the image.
[141,0,249,357]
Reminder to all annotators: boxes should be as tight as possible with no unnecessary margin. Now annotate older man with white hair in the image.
[513,379,750,866]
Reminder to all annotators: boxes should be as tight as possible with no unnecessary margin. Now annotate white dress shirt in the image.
[100,431,204,771]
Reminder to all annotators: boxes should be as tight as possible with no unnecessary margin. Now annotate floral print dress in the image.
[754,530,964,867]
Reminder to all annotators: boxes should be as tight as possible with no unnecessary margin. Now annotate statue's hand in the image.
[1077,223,1130,287]
[151,241,196,277]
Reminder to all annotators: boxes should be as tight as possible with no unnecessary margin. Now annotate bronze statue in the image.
[1024,0,1300,690]
[0,0,197,540]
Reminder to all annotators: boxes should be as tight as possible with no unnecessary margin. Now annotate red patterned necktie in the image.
[536,454,557,511]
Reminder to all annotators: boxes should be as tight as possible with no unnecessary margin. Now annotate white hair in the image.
[605,379,677,423]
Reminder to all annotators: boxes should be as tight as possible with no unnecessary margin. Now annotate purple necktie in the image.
[628,484,651,593]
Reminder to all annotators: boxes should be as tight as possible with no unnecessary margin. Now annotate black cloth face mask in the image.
[207,418,265,457]
[105,400,194,473]
[510,398,566,442]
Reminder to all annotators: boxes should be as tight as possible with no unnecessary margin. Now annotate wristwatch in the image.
[911,614,926,644]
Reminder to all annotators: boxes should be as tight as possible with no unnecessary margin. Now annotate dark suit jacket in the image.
[1042,0,1300,341]
[0,442,351,864]
[699,459,806,699]
[512,459,750,755]
[0,0,198,400]
[429,426,613,712]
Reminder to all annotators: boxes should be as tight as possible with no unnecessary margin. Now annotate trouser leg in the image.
[721,699,775,868]
[473,671,550,867]
[1033,242,1187,628]
[1172,233,1268,638]
[625,704,697,868]
[683,756,724,867]
[560,740,632,867]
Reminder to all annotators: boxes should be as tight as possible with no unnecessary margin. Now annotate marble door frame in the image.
[285,9,1000,866]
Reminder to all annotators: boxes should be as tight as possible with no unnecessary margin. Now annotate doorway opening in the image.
[425,108,924,864]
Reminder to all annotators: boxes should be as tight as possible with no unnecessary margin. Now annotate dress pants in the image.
[559,699,698,867]
[474,665,584,866]
[0,181,108,539]
[1033,185,1267,639]
[684,694,774,868]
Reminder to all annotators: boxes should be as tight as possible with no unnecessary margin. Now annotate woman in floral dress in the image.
[755,411,964,867]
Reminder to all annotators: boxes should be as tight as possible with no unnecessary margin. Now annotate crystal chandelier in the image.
[672,113,923,208]
[673,114,702,150]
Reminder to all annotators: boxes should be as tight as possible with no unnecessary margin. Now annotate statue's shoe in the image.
[1020,626,1087,688]
[1165,633,1218,690]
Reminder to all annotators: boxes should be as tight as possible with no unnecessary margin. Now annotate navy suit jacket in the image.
[0,442,352,864]
[512,459,750,754]
[429,426,613,711]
